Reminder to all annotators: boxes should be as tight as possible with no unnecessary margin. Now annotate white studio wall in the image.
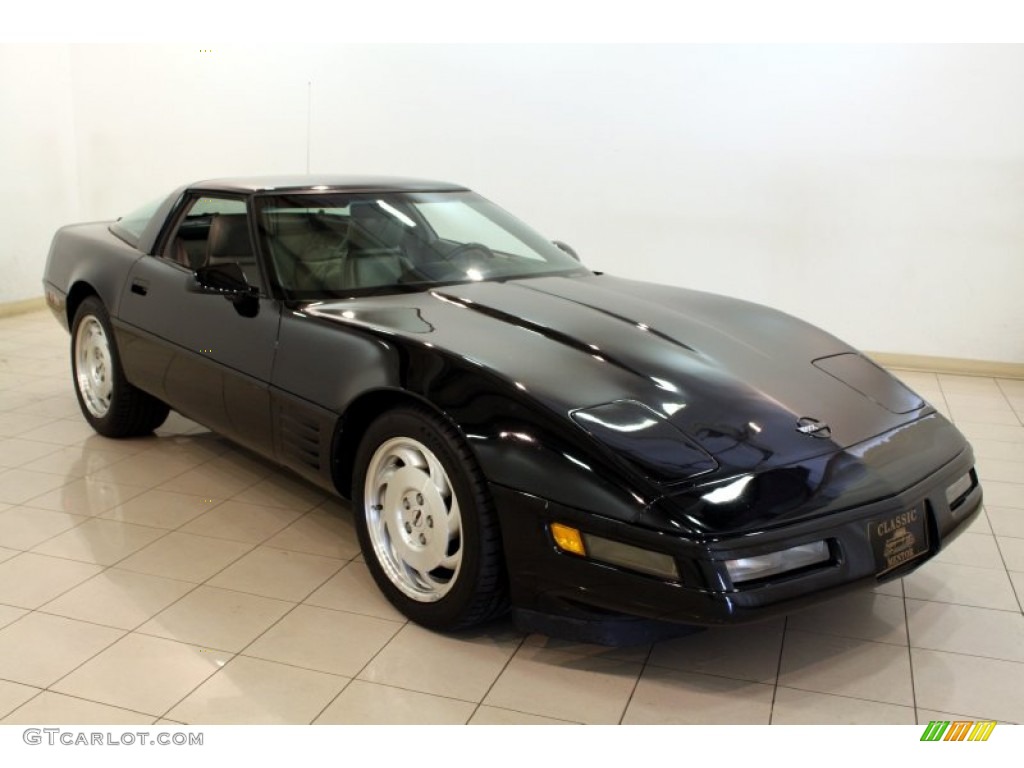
[67,46,309,215]
[0,45,80,307]
[2,44,1021,363]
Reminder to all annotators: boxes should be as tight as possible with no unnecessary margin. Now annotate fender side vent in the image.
[280,410,322,472]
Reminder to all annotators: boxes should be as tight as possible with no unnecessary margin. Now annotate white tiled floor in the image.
[0,309,1022,725]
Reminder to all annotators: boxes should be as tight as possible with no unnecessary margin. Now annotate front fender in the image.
[275,307,658,522]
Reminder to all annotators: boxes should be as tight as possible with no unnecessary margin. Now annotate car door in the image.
[116,193,279,451]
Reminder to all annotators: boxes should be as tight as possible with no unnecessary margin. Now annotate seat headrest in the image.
[207,214,253,259]
[348,202,407,249]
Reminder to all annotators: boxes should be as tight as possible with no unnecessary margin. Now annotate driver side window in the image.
[163,195,262,290]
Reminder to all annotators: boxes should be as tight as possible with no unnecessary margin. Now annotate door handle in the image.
[130,279,149,296]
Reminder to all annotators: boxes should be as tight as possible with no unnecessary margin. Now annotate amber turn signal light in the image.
[550,522,586,556]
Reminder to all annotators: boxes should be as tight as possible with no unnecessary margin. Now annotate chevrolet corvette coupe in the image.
[42,176,983,641]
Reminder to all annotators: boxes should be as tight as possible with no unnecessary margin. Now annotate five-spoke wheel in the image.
[363,436,463,602]
[74,315,114,419]
[353,407,507,630]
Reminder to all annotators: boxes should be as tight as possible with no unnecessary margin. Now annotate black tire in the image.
[70,296,170,438]
[353,406,508,631]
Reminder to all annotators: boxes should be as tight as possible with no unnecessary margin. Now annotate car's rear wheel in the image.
[353,406,507,630]
[71,296,169,438]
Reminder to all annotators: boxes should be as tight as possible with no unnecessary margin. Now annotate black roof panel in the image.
[191,175,468,194]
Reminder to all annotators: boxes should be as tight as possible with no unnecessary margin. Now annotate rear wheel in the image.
[71,297,169,437]
[353,406,507,630]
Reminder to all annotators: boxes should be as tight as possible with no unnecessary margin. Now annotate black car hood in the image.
[307,273,930,482]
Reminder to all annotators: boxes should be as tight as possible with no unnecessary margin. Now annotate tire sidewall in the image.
[353,408,491,630]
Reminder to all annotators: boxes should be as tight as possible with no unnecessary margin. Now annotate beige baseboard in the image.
[868,351,1024,380]
[0,296,46,318]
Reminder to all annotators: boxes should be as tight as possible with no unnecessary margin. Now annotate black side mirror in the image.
[189,263,258,298]
[553,240,579,261]
[188,263,260,317]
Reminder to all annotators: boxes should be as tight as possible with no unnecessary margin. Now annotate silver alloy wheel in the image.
[363,436,463,602]
[74,315,113,418]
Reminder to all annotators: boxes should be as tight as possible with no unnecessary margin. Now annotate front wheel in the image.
[353,406,507,630]
[71,296,169,437]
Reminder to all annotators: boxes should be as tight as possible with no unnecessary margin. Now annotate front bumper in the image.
[493,445,981,629]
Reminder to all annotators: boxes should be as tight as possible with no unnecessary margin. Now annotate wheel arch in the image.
[331,388,469,499]
[65,281,101,328]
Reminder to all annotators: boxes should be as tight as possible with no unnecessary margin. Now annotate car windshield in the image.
[254,190,588,298]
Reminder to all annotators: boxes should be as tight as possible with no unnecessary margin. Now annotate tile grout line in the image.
[460,630,526,726]
[771,682,918,712]
[6,499,353,723]
[303,617,412,725]
[994,379,1024,427]
[767,615,788,725]
[151,595,351,723]
[930,375,952,417]
[901,578,921,725]
[6,425,215,656]
[3,686,161,725]
[0,685,49,722]
[990,535,1024,616]
[616,638,654,725]
[150,514,364,723]
[769,623,909,649]
[2,612,130,717]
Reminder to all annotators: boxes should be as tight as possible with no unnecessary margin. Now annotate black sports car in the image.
[42,176,983,642]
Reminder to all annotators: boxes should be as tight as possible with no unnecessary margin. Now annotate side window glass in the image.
[163,196,261,288]
[110,195,166,248]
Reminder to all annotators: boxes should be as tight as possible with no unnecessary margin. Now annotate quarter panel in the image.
[43,223,143,324]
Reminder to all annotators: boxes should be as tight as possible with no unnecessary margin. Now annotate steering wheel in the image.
[443,241,496,261]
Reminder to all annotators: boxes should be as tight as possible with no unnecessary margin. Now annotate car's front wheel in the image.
[71,296,169,438]
[353,406,507,630]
